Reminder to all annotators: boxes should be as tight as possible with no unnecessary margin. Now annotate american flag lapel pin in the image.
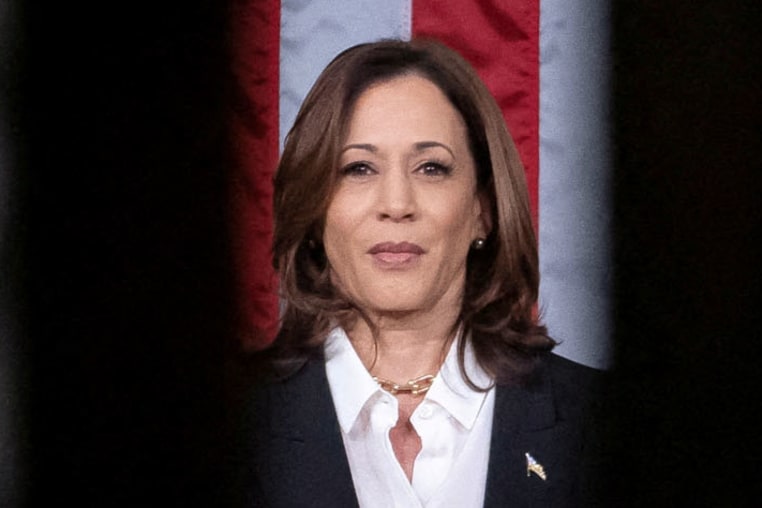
[525,452,547,480]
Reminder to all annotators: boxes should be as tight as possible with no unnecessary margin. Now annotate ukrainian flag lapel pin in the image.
[525,452,547,481]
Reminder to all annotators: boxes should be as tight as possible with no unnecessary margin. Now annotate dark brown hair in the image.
[269,39,554,384]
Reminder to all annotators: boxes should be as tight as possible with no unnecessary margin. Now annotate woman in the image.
[239,39,602,507]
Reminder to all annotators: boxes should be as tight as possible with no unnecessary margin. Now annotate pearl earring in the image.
[472,238,486,250]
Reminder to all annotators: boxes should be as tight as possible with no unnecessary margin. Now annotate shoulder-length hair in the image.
[269,39,554,384]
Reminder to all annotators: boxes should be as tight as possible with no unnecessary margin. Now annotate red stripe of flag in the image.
[412,0,540,225]
[230,0,281,349]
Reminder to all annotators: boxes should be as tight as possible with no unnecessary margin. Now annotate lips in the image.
[368,242,425,255]
[367,241,425,267]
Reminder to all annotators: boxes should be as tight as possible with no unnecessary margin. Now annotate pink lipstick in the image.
[367,242,425,267]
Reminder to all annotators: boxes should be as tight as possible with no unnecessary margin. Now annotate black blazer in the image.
[236,352,603,507]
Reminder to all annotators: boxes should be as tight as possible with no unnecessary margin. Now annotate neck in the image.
[345,309,460,383]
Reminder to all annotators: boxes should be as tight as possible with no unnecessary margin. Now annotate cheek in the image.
[323,196,362,265]
[444,193,482,241]
[323,218,346,264]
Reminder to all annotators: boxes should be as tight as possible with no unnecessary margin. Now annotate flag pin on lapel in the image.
[525,452,547,480]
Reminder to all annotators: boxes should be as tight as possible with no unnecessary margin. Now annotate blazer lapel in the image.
[483,368,560,508]
[253,357,359,508]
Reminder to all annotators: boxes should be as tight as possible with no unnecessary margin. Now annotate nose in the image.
[376,169,416,222]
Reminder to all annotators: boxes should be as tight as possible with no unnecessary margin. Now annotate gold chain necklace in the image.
[372,374,435,396]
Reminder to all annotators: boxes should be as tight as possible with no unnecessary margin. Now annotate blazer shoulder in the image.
[544,353,603,387]
[240,351,329,429]
[542,353,606,418]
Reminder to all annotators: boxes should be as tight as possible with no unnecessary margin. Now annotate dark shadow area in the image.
[607,0,759,505]
[2,0,26,505]
[10,1,238,506]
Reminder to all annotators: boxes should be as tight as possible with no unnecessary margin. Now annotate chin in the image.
[359,289,430,315]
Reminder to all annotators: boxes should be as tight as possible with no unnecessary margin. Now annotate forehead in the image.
[343,74,468,146]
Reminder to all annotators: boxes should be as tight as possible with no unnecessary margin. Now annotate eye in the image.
[340,162,376,177]
[416,160,453,177]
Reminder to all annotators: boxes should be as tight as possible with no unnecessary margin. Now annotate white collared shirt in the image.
[324,327,495,508]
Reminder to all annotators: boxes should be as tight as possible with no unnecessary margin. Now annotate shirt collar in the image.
[324,327,382,433]
[427,331,493,430]
[324,326,494,433]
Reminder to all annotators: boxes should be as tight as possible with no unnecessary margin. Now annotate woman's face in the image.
[323,74,486,320]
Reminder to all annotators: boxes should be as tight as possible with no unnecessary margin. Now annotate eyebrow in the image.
[341,143,377,154]
[340,141,455,158]
[413,141,455,158]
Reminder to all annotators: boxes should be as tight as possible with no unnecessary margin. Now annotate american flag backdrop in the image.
[230,0,612,369]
